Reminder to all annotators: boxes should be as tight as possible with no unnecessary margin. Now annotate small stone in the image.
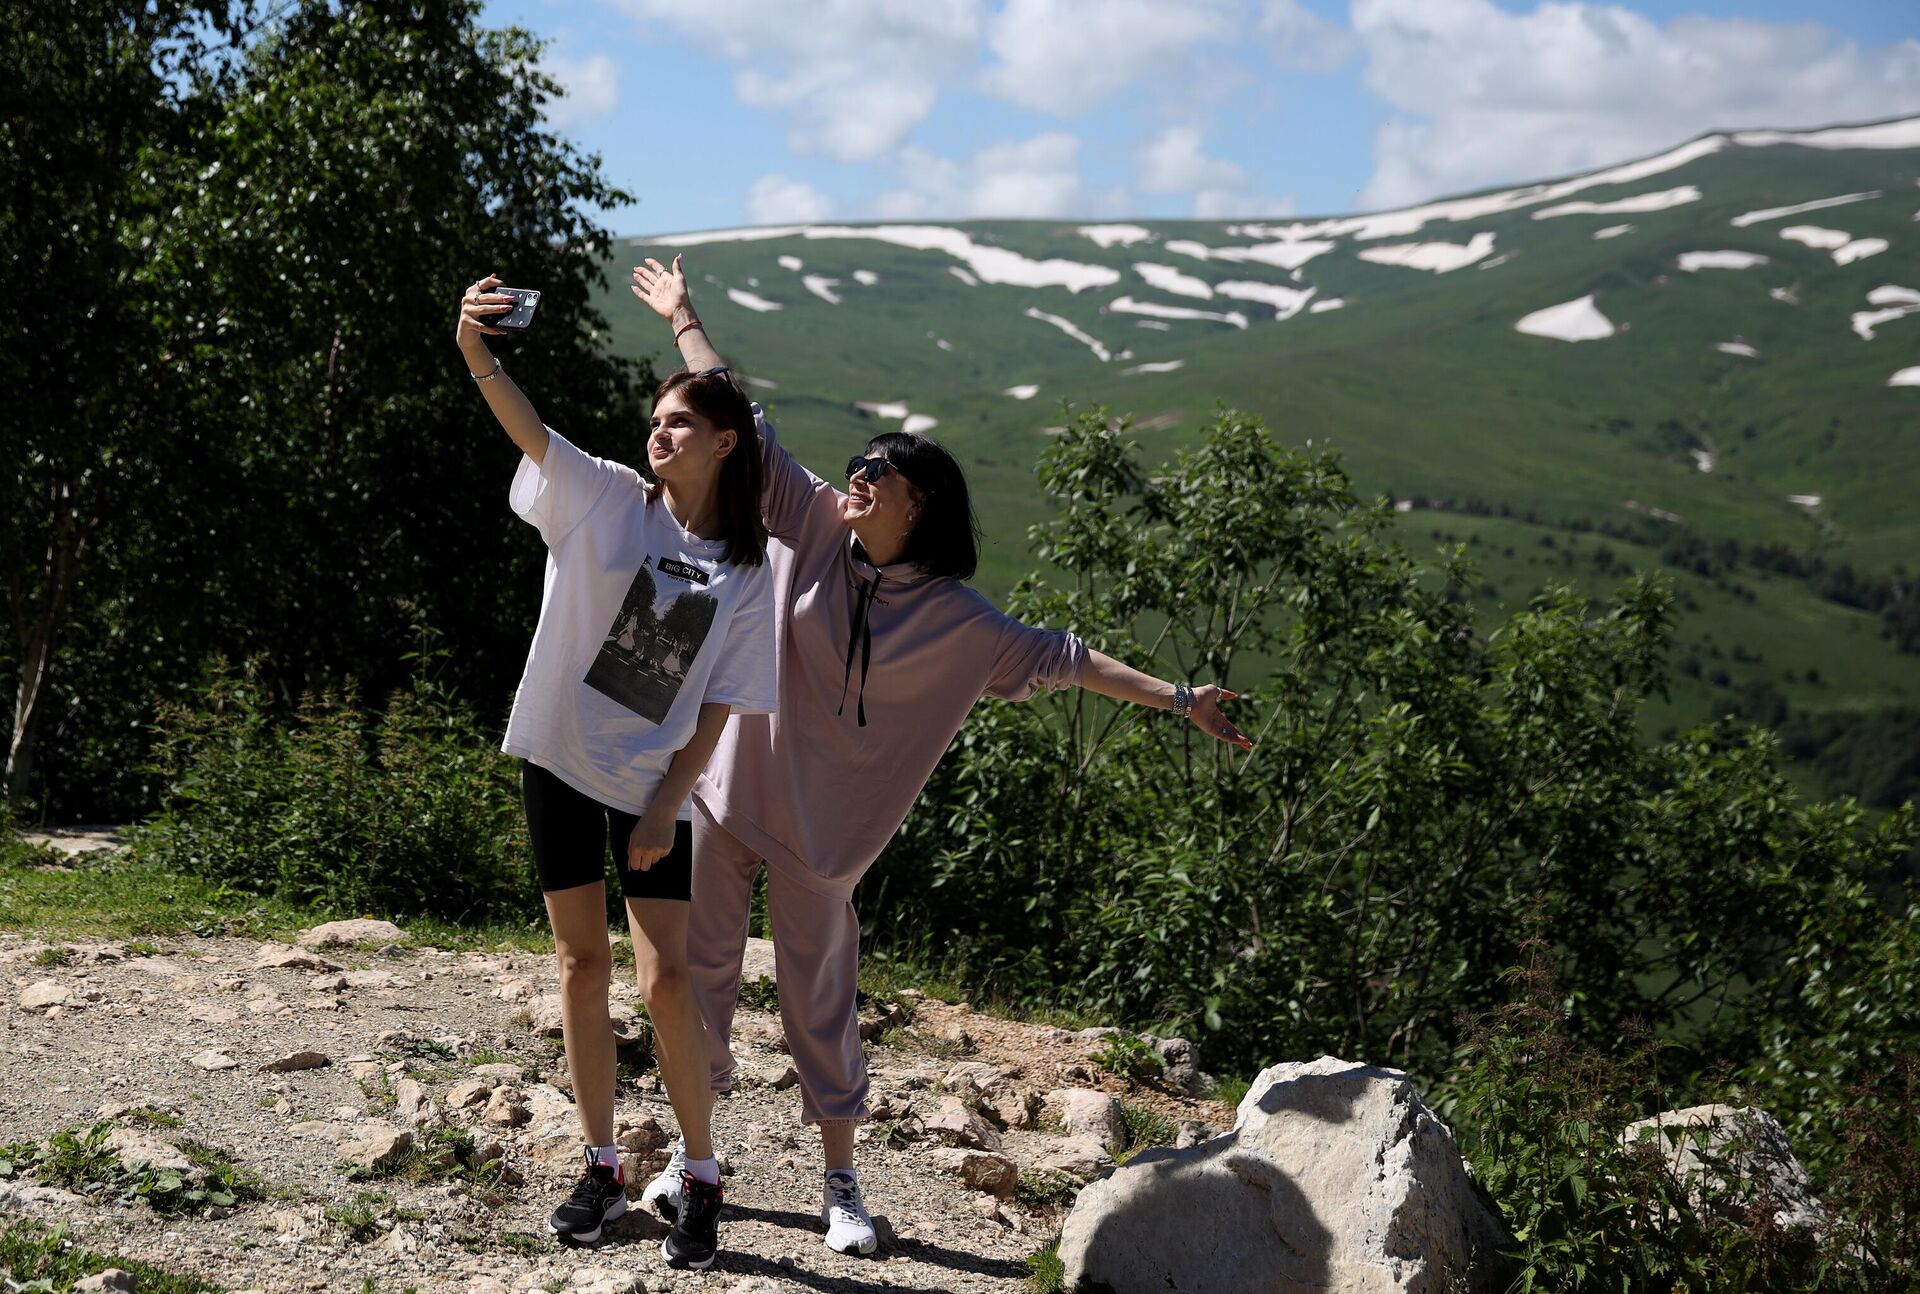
[972,1194,1006,1223]
[770,1064,801,1091]
[924,1096,1003,1152]
[492,978,536,1002]
[288,1120,337,1139]
[483,1086,531,1128]
[1033,1133,1115,1183]
[105,1129,191,1173]
[447,1080,493,1110]
[1175,1119,1217,1149]
[253,943,340,971]
[260,1049,331,1073]
[925,1147,1017,1198]
[339,1125,413,1172]
[943,1061,1004,1093]
[74,1270,135,1293]
[19,981,71,1011]
[184,1002,240,1024]
[190,1049,241,1072]
[296,919,408,949]
[394,1077,439,1127]
[309,974,349,992]
[616,1117,665,1154]
[342,969,402,991]
[273,1098,293,1117]
[1044,1088,1126,1153]
[471,1063,524,1081]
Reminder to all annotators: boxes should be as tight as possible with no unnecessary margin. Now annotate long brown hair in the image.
[647,369,766,568]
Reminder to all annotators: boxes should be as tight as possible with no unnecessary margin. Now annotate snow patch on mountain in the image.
[1164,239,1336,270]
[1079,224,1154,249]
[1123,360,1185,375]
[1357,231,1496,273]
[949,267,979,287]
[1715,341,1758,358]
[802,276,842,304]
[1004,384,1040,400]
[1109,297,1248,329]
[1515,295,1616,342]
[1677,251,1770,272]
[1888,367,1920,387]
[1309,298,1346,313]
[1780,226,1850,250]
[1133,263,1213,299]
[1731,191,1882,228]
[852,270,879,286]
[1594,224,1636,239]
[855,401,909,419]
[1213,281,1317,319]
[657,225,1119,293]
[1534,186,1699,219]
[778,255,804,271]
[1025,307,1114,361]
[727,288,782,312]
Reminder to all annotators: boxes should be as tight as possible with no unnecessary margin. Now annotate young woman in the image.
[457,275,774,1270]
[629,256,1250,1257]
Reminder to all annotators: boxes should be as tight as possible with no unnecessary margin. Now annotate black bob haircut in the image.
[866,430,980,581]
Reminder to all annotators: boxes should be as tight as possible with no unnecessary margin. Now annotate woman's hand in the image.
[625,804,678,872]
[1190,686,1252,751]
[456,274,515,354]
[631,255,692,323]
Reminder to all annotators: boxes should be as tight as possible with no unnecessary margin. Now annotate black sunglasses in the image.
[846,455,896,483]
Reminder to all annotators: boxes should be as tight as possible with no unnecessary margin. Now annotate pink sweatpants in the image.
[688,801,869,1126]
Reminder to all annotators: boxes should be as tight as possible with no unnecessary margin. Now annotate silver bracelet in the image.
[1171,681,1194,719]
[470,358,503,383]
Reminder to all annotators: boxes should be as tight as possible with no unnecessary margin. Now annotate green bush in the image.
[873,405,1917,1095]
[1449,934,1920,1293]
[133,653,533,925]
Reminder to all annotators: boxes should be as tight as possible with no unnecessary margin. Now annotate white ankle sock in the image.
[588,1144,622,1175]
[684,1155,721,1185]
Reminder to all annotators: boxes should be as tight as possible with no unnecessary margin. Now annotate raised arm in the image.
[1078,650,1251,750]
[456,274,549,465]
[632,255,721,373]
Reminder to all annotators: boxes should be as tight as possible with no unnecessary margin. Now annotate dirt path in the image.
[0,927,1231,1294]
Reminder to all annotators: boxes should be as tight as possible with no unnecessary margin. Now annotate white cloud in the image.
[981,0,1234,115]
[1352,0,1920,209]
[746,174,834,225]
[1138,125,1295,218]
[1261,0,1358,71]
[540,52,620,131]
[610,0,981,161]
[1140,125,1247,194]
[874,132,1098,219]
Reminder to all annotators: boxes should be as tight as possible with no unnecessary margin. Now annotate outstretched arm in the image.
[632,255,721,373]
[456,274,549,465]
[1078,650,1252,750]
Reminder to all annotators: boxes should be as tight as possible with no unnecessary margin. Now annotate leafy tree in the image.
[5,0,650,817]
[0,1,244,801]
[610,567,659,651]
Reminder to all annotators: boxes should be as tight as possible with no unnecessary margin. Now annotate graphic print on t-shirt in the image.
[583,557,719,724]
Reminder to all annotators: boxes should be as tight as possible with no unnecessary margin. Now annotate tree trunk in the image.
[6,491,90,803]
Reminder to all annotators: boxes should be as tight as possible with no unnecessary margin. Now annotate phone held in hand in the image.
[493,287,541,330]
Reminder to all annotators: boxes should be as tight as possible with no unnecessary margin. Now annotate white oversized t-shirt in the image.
[502,427,777,820]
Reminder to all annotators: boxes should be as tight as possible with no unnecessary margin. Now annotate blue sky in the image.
[481,0,1920,236]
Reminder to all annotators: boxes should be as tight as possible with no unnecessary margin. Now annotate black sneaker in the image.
[660,1170,724,1270]
[548,1149,627,1244]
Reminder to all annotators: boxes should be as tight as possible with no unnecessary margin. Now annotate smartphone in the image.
[493,287,541,330]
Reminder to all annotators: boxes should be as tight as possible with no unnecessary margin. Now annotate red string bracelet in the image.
[673,318,705,344]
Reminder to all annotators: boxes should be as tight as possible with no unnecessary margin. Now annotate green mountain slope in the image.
[584,115,1920,795]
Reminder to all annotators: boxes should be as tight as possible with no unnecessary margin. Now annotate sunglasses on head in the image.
[846,455,896,483]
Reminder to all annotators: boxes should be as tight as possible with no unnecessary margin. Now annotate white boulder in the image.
[1623,1104,1826,1231]
[1059,1056,1509,1293]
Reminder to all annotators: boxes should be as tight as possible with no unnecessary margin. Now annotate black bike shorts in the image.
[521,760,692,902]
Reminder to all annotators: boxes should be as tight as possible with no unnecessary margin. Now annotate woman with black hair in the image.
[629,256,1249,1258]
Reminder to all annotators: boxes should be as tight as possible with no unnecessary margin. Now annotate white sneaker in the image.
[821,1169,877,1256]
[640,1139,689,1222]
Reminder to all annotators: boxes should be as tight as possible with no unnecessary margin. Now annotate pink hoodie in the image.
[694,409,1086,900]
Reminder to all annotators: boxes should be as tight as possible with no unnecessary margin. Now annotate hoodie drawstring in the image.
[838,574,879,727]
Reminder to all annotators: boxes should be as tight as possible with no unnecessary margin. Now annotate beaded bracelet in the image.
[470,358,503,383]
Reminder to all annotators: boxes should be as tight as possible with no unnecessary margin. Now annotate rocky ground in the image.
[0,906,1233,1294]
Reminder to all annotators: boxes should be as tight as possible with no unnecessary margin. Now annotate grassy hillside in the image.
[580,116,1920,798]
